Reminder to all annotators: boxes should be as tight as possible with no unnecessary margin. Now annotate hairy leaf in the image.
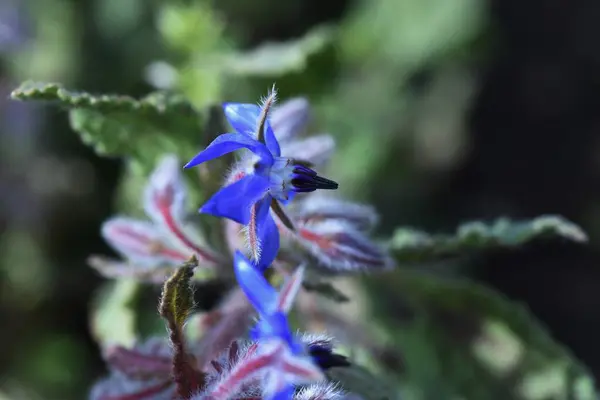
[271,97,311,142]
[216,26,333,76]
[294,220,394,273]
[365,269,596,400]
[159,256,197,330]
[89,375,174,400]
[11,81,203,175]
[204,339,324,400]
[296,382,364,400]
[143,154,223,267]
[390,215,588,263]
[192,288,253,357]
[103,339,172,380]
[282,135,336,168]
[159,256,205,398]
[294,195,378,233]
[101,217,189,267]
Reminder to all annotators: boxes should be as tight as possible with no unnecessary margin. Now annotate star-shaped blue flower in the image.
[234,252,349,372]
[184,91,338,271]
[233,251,301,350]
[233,251,326,400]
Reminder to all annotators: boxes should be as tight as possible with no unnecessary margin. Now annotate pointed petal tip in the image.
[221,101,238,110]
[233,249,251,265]
[233,250,278,316]
[197,175,271,225]
[183,158,200,169]
[199,202,248,224]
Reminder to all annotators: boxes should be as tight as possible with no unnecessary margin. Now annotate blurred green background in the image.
[3,0,600,399]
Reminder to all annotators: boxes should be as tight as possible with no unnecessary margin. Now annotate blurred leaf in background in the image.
[366,268,596,400]
[3,0,600,399]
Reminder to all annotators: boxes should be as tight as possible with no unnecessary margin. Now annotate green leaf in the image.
[11,81,204,175]
[390,215,588,263]
[215,25,333,76]
[11,81,211,208]
[159,256,197,329]
[340,0,484,66]
[365,270,596,400]
[90,279,139,348]
[302,279,350,303]
[158,256,204,398]
[0,390,14,400]
[327,365,399,400]
[157,2,226,56]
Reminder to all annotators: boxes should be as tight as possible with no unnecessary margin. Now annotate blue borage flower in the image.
[184,88,338,271]
[88,95,381,400]
[233,251,302,349]
[221,98,394,273]
[91,334,349,400]
[232,251,324,400]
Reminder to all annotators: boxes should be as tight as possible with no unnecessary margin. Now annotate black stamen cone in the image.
[309,347,351,370]
[291,176,339,192]
[312,175,338,190]
[291,165,338,192]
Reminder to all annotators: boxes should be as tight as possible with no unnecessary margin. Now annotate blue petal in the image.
[184,133,273,168]
[278,191,297,206]
[249,322,262,341]
[248,318,294,348]
[233,251,277,316]
[270,385,295,400]
[249,318,274,341]
[223,103,260,136]
[267,312,296,347]
[223,102,281,157]
[252,312,293,342]
[200,175,269,224]
[254,196,280,271]
[264,123,281,157]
